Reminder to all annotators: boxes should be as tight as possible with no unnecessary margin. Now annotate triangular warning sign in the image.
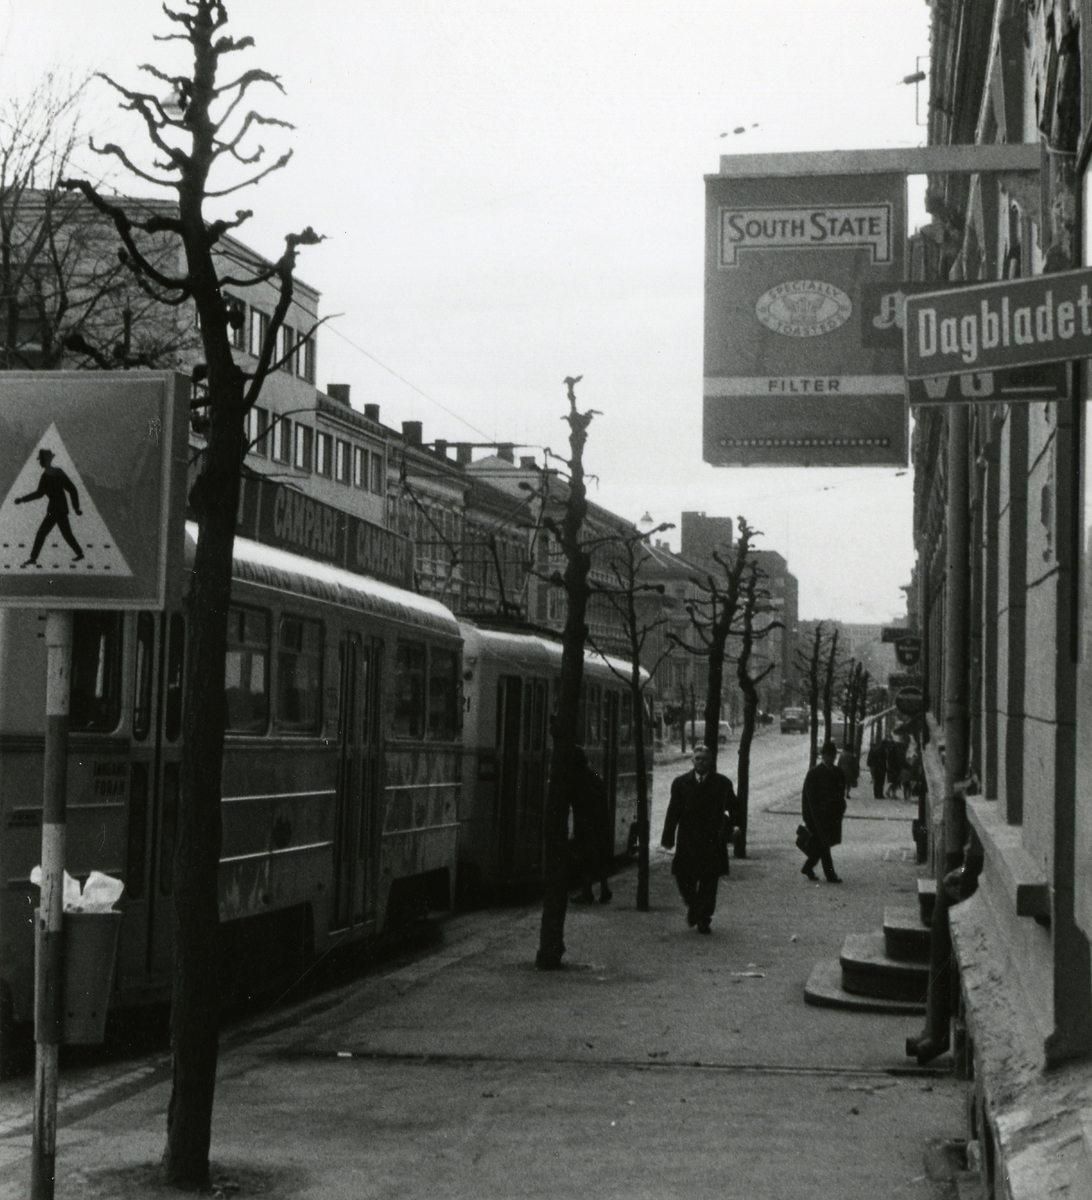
[0,424,133,576]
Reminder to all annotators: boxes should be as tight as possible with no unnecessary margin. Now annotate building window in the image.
[300,335,315,383]
[353,445,366,489]
[393,641,426,738]
[335,439,351,484]
[225,294,246,349]
[271,417,291,464]
[370,451,384,494]
[315,432,333,478]
[280,324,295,372]
[249,307,269,358]
[276,616,323,733]
[293,423,313,471]
[247,406,270,457]
[224,606,269,734]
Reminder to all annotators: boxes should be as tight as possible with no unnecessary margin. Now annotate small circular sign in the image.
[755,280,852,338]
[895,687,924,716]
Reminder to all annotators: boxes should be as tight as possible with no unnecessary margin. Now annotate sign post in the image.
[31,612,71,1200]
[0,372,187,1200]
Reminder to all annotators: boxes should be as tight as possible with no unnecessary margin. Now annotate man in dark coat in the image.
[800,740,847,883]
[571,749,613,904]
[885,737,907,798]
[661,745,734,933]
[866,738,887,799]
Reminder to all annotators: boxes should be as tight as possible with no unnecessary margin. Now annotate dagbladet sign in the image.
[904,267,1092,380]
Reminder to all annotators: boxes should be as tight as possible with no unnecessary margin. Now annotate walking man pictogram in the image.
[16,449,84,567]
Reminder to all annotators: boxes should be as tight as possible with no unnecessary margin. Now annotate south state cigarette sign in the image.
[704,167,908,467]
[0,372,189,608]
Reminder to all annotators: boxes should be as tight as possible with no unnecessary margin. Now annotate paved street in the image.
[0,731,960,1199]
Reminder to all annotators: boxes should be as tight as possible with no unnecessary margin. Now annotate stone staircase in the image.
[804,877,935,1014]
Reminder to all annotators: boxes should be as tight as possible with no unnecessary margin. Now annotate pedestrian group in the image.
[569,728,919,934]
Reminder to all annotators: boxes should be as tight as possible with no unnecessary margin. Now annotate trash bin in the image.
[62,910,122,1044]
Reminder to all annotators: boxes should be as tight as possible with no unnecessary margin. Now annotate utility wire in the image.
[326,320,493,441]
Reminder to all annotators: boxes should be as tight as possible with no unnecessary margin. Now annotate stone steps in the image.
[803,959,926,1015]
[884,904,931,961]
[803,879,934,1014]
[918,876,936,926]
[840,931,929,1003]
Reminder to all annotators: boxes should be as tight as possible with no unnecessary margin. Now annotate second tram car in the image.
[456,622,649,903]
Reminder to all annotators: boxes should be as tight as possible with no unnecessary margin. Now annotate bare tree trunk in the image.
[166,371,242,1184]
[632,674,650,911]
[537,378,592,970]
[822,628,839,746]
[807,623,823,769]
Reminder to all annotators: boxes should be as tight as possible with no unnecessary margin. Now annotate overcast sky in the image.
[0,1,932,623]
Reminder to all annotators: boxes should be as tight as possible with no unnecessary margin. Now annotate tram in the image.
[0,524,462,1061]
[456,621,648,903]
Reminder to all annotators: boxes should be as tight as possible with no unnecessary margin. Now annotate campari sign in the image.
[904,267,1092,380]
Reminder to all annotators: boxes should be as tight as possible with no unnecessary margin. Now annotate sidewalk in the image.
[0,771,963,1199]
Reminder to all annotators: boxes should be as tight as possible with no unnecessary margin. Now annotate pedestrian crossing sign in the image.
[0,373,189,608]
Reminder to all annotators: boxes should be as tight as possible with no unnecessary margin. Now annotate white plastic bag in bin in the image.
[30,868,124,912]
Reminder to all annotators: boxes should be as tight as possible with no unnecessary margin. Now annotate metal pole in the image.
[944,406,971,872]
[31,611,72,1200]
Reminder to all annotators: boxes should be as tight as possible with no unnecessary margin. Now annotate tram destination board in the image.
[0,371,188,608]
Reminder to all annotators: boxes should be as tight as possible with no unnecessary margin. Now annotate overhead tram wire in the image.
[326,322,493,442]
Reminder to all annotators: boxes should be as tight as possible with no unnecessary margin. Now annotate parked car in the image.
[686,719,732,746]
[780,707,809,734]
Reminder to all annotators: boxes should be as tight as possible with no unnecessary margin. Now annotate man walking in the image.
[661,745,734,934]
[800,740,846,883]
[16,448,83,567]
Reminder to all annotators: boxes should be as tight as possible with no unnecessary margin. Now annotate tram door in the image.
[332,633,382,930]
[118,611,185,992]
[603,690,620,854]
[496,676,548,879]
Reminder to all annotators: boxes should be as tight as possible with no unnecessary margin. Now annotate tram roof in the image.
[459,622,648,683]
[185,523,461,639]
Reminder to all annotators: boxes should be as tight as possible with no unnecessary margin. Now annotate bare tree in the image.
[794,623,825,768]
[61,2,322,1185]
[590,524,675,911]
[734,549,780,858]
[821,627,841,747]
[0,74,197,372]
[536,376,595,970]
[672,521,755,775]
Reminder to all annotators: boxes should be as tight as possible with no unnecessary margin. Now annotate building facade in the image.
[914,4,1092,1197]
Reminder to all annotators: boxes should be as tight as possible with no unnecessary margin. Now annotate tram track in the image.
[273,1046,949,1080]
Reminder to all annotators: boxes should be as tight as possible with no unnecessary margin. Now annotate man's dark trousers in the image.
[674,864,719,926]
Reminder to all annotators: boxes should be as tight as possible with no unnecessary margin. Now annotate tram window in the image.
[133,613,155,741]
[127,763,148,900]
[225,606,269,734]
[159,761,179,895]
[585,685,602,747]
[164,614,185,742]
[427,647,458,741]
[619,691,633,747]
[70,612,123,732]
[393,641,426,738]
[276,616,323,732]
